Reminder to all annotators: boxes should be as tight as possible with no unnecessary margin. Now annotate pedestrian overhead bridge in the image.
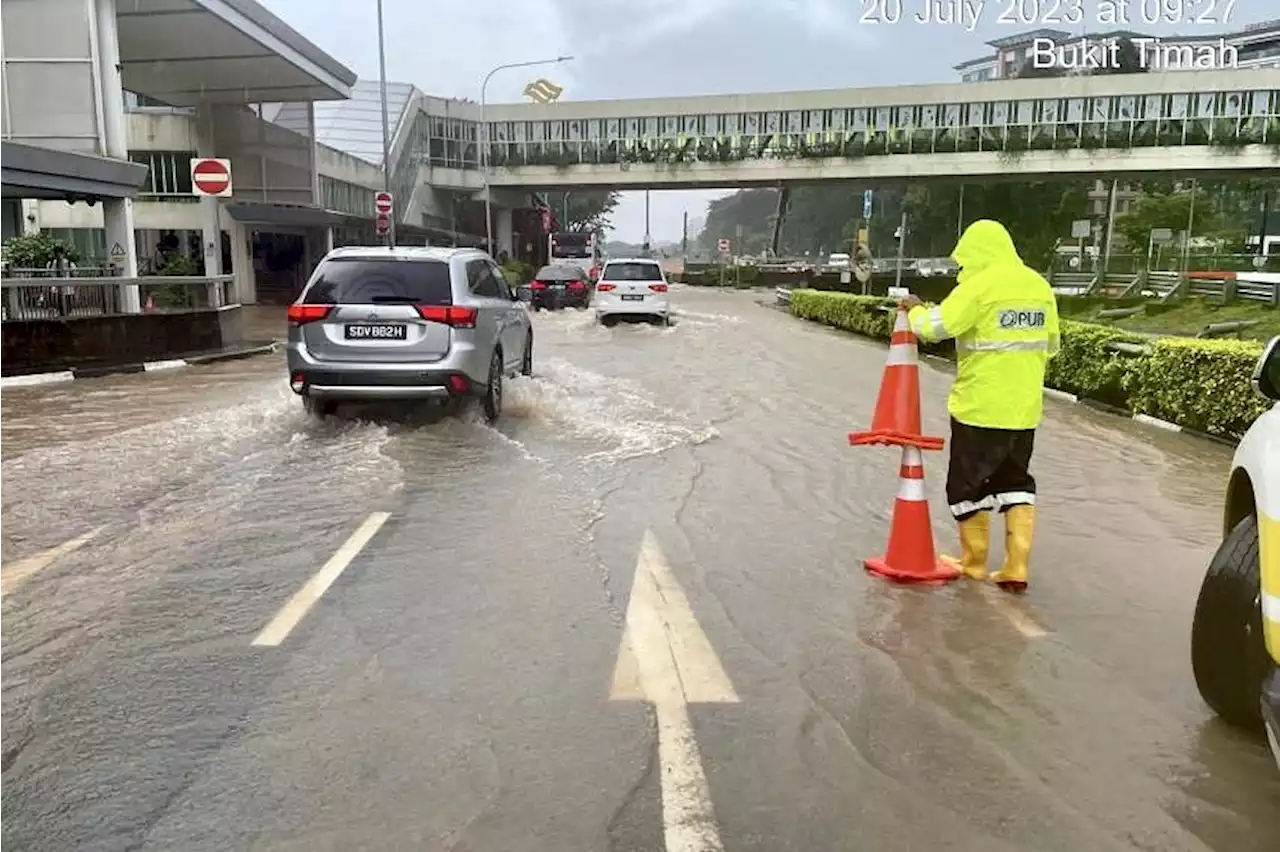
[462,69,1279,189]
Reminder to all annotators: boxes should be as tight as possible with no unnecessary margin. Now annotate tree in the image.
[542,190,620,233]
[1113,185,1245,256]
[1095,37,1146,75]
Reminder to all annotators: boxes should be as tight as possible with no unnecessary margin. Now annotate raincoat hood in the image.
[951,219,1022,276]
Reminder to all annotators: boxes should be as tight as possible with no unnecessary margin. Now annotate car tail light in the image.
[568,280,586,290]
[290,371,305,393]
[530,281,547,290]
[287,304,331,325]
[416,305,478,328]
[648,283,669,293]
[597,283,616,291]
[447,374,469,394]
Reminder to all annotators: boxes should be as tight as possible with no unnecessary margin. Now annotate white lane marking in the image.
[1,527,104,598]
[1,370,75,388]
[143,359,187,372]
[610,530,736,852]
[252,512,390,647]
[982,589,1049,638]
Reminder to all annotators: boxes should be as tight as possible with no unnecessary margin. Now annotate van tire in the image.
[521,332,533,376]
[482,349,503,422]
[303,397,334,418]
[1191,513,1268,732]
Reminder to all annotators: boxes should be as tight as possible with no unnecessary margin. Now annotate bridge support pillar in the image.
[496,207,514,260]
[770,187,790,258]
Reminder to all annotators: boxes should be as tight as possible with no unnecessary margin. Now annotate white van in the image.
[1191,335,1280,770]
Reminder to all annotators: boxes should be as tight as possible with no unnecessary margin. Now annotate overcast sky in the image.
[261,0,1273,242]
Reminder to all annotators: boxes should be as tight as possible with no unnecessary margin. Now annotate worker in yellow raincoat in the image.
[899,220,1060,592]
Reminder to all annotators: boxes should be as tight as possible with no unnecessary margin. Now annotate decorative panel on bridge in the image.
[484,90,1280,169]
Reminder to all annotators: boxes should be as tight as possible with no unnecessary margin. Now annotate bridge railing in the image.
[1,276,237,322]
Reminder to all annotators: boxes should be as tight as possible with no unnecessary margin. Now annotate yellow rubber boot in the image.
[941,512,990,581]
[991,504,1034,592]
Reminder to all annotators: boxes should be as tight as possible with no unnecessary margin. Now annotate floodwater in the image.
[2,287,1276,851]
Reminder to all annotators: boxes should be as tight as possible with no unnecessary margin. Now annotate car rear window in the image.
[302,259,453,305]
[535,265,586,281]
[602,262,662,281]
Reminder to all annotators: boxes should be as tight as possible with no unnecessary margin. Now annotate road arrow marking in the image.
[1,527,104,598]
[610,530,736,852]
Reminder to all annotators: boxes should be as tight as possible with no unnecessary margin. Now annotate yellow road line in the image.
[1,527,104,598]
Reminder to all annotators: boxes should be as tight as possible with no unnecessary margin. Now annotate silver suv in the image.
[286,246,532,421]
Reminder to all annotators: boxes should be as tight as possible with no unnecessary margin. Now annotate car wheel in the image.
[1191,513,1268,732]
[303,397,334,418]
[482,349,503,422]
[521,332,533,376]
[600,315,618,328]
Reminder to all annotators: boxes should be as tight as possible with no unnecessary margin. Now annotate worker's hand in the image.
[898,294,923,311]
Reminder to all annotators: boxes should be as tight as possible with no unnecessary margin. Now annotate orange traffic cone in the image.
[864,445,960,585]
[144,294,155,313]
[849,307,944,451]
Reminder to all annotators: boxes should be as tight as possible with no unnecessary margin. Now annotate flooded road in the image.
[3,287,1277,851]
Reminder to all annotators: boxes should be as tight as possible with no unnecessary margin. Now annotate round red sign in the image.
[192,159,231,196]
[375,191,393,214]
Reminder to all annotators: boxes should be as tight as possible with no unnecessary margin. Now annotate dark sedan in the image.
[529,264,591,310]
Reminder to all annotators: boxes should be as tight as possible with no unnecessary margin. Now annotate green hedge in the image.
[789,290,1269,439]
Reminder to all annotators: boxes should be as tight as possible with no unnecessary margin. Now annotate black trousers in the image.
[945,417,1036,520]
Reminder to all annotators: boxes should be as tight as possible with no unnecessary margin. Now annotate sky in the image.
[260,0,1275,243]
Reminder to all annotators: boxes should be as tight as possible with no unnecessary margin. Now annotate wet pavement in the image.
[2,286,1278,851]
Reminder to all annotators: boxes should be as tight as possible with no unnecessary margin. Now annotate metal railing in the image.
[1,276,236,322]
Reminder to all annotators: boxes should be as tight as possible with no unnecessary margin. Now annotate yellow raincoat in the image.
[907,220,1060,431]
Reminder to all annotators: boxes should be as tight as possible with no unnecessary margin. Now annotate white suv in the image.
[594,258,670,326]
[1191,335,1280,770]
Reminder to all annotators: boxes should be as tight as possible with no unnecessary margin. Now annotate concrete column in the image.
[93,0,139,310]
[228,219,255,304]
[307,102,321,203]
[325,226,335,252]
[496,206,514,259]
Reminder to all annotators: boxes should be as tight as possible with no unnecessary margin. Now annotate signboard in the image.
[374,191,393,215]
[887,286,910,299]
[190,158,232,197]
[109,242,126,262]
[375,212,390,236]
[839,270,851,285]
[863,190,874,221]
[1071,219,1091,239]
[717,238,730,253]
[1150,227,1174,244]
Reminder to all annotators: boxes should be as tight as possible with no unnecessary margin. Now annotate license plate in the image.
[621,294,644,302]
[345,323,407,340]
[551,284,565,290]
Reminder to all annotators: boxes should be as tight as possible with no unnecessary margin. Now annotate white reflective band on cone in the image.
[884,343,918,366]
[898,478,926,501]
[902,446,923,467]
[892,310,910,332]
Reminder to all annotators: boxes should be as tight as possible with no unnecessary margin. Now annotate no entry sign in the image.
[374,191,393,215]
[190,158,232,197]
[375,212,390,235]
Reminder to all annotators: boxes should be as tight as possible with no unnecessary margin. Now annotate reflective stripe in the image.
[925,305,946,339]
[892,309,911,333]
[902,446,923,467]
[1263,592,1280,624]
[950,495,997,517]
[1047,333,1061,357]
[956,338,1050,352]
[884,343,918,366]
[898,478,926,502]
[995,491,1035,508]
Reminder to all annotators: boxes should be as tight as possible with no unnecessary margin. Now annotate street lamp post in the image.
[376,0,395,248]
[480,56,572,255]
